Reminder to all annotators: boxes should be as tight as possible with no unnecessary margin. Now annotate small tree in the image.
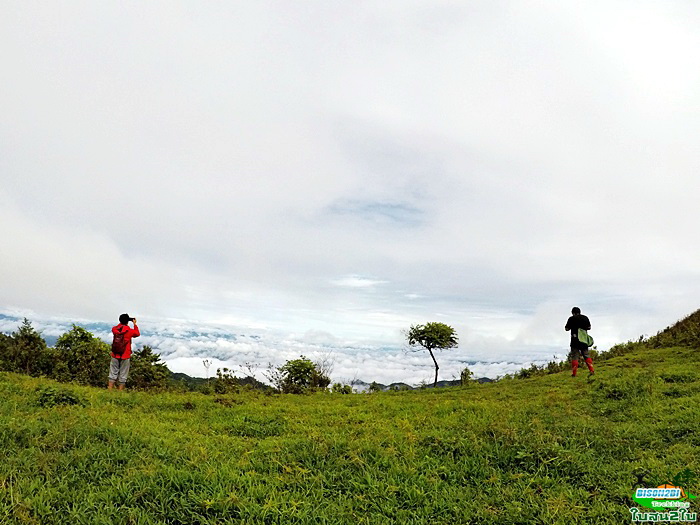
[460,366,474,385]
[277,356,331,394]
[129,346,171,390]
[406,322,458,388]
[212,367,239,394]
[2,319,48,376]
[331,383,353,394]
[54,325,110,386]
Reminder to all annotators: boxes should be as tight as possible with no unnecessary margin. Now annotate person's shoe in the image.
[571,373,577,377]
[589,370,595,376]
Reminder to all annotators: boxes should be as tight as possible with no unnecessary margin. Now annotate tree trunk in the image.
[428,348,439,387]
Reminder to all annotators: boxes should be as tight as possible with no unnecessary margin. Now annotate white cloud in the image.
[331,276,388,288]
[1,2,699,376]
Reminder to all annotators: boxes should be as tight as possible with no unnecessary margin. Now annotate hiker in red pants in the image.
[565,307,594,376]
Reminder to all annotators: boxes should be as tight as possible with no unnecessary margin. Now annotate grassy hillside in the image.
[1,344,699,524]
[646,308,700,349]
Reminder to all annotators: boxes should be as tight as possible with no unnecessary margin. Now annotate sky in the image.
[2,1,699,383]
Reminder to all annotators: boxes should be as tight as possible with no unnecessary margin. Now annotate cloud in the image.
[331,275,388,289]
[327,199,424,228]
[1,310,571,384]
[1,2,700,374]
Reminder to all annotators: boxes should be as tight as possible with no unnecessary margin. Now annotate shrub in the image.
[53,325,110,387]
[0,319,49,376]
[276,356,331,394]
[460,367,474,385]
[212,368,239,394]
[331,383,353,394]
[129,346,171,390]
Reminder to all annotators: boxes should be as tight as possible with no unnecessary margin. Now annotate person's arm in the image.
[131,319,140,338]
[565,317,572,331]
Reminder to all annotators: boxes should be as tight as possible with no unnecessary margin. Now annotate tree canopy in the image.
[406,322,459,387]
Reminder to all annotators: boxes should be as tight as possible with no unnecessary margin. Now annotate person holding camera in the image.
[108,313,140,390]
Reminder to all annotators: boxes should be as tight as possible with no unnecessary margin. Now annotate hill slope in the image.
[1,344,699,524]
[646,308,700,349]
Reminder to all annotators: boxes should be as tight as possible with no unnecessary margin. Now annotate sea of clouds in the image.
[0,309,568,385]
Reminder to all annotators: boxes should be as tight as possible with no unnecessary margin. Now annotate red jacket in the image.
[111,323,140,359]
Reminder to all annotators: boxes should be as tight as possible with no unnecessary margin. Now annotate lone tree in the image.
[406,322,458,387]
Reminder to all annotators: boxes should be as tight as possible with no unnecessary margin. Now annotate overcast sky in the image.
[2,2,699,381]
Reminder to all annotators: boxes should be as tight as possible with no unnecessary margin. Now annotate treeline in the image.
[0,319,171,390]
[0,319,324,394]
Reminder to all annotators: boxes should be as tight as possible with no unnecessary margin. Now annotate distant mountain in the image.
[169,371,273,392]
[351,377,494,391]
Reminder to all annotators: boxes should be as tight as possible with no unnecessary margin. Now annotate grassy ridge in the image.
[1,345,699,524]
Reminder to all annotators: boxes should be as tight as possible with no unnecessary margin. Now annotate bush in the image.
[0,319,49,376]
[53,325,110,387]
[331,383,353,394]
[276,356,331,394]
[129,346,171,390]
[597,340,646,361]
[212,368,239,394]
[460,367,474,385]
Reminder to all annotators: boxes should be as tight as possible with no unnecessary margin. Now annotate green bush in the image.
[53,325,111,387]
[129,346,171,390]
[331,383,353,394]
[277,356,331,394]
[460,366,474,385]
[0,319,49,376]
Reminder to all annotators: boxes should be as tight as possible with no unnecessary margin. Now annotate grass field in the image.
[1,345,699,524]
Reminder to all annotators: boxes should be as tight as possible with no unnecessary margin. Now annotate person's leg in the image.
[585,358,594,374]
[117,358,131,391]
[569,348,579,376]
[580,348,594,374]
[108,358,120,389]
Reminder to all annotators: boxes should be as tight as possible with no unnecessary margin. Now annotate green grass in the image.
[1,346,699,524]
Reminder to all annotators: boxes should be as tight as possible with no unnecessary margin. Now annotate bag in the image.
[112,330,128,356]
[577,328,594,347]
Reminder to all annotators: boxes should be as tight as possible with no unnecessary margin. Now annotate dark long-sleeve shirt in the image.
[565,314,591,349]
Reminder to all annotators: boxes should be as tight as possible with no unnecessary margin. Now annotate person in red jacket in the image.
[108,313,140,390]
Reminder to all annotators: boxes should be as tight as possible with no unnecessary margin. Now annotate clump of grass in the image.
[660,372,697,384]
[35,385,86,407]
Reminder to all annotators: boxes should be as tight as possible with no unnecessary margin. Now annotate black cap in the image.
[572,307,581,315]
[119,313,132,324]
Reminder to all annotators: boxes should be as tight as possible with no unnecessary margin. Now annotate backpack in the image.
[112,329,128,356]
[577,328,594,348]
